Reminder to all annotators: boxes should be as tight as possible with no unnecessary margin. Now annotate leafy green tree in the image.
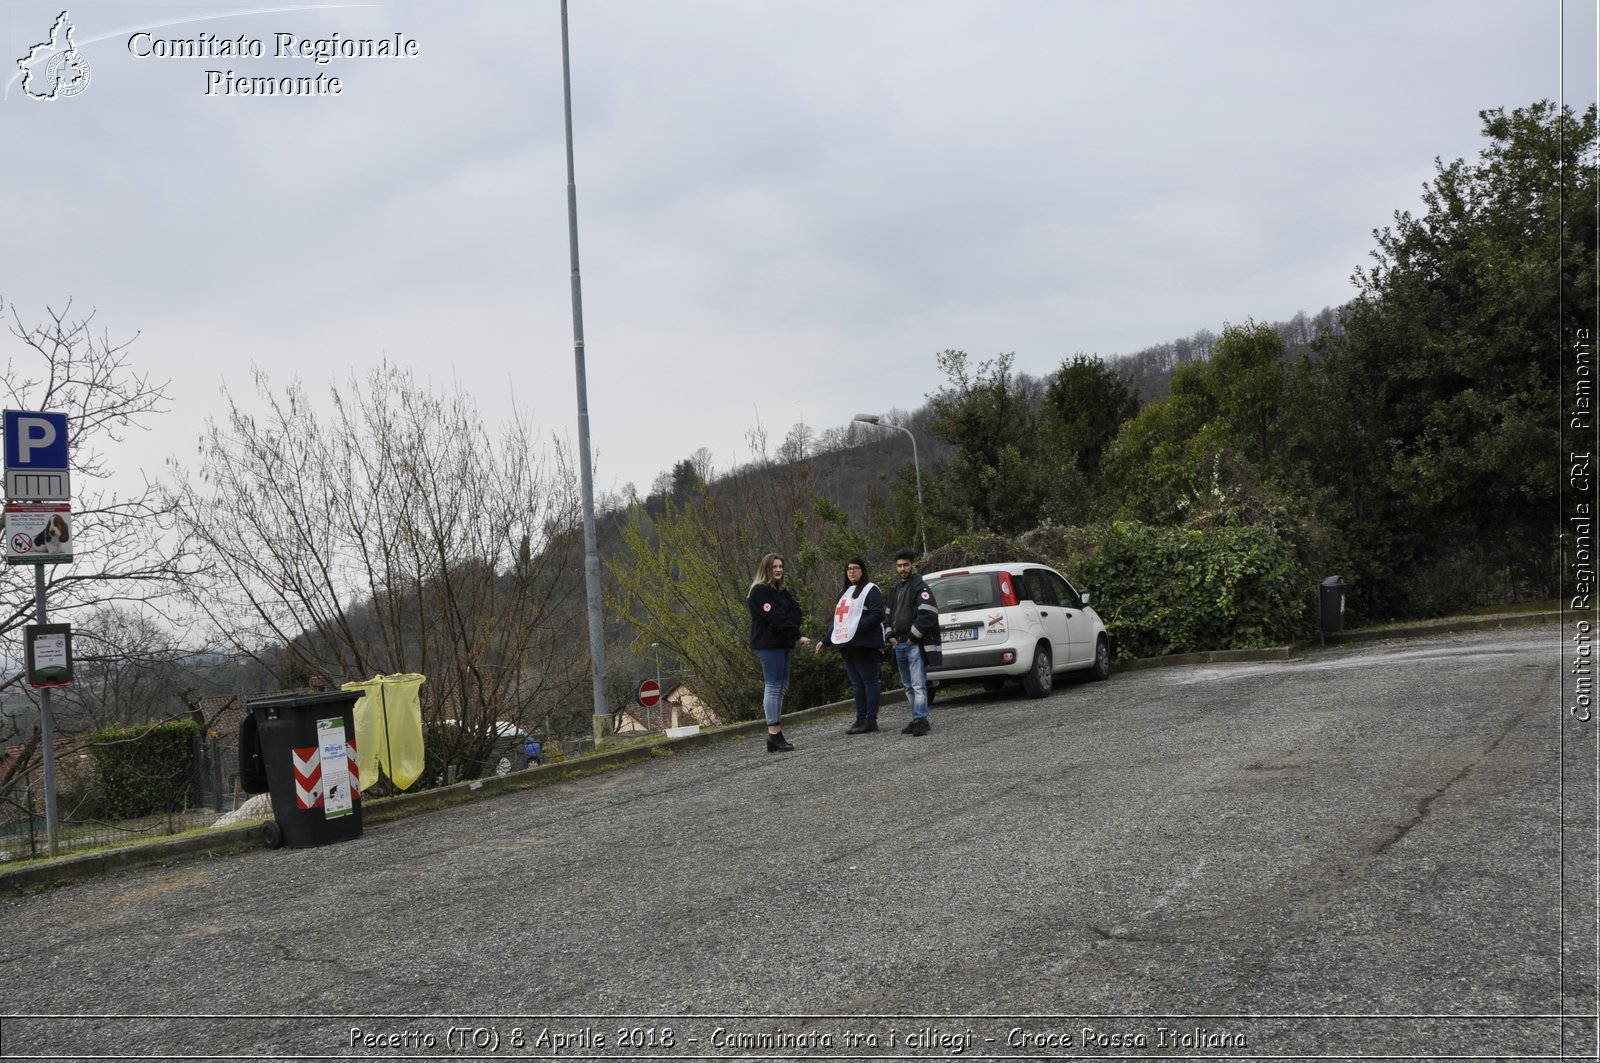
[1041,354,1141,476]
[670,458,704,496]
[1208,321,1288,469]
[1099,367,1215,526]
[1037,354,1141,523]
[923,350,1046,537]
[1302,101,1596,613]
[865,467,926,559]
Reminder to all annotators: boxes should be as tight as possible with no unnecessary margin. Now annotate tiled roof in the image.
[190,678,337,742]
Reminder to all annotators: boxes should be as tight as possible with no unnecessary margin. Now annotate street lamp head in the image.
[853,413,882,425]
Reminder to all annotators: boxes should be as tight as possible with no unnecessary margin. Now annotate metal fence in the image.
[0,735,249,865]
[1,727,618,864]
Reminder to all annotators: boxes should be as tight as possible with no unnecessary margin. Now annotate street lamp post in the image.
[854,413,926,555]
[560,0,610,743]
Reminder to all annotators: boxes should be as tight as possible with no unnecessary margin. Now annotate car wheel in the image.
[1091,635,1111,681]
[1020,644,1053,698]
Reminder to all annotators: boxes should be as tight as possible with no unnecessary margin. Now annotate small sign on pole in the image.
[5,505,72,569]
[5,501,72,564]
[5,469,69,501]
[24,623,72,687]
[636,679,662,707]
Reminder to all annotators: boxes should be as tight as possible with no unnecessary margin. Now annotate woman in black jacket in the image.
[748,552,811,752]
[813,556,886,733]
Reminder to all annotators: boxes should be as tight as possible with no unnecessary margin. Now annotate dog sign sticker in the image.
[5,501,72,564]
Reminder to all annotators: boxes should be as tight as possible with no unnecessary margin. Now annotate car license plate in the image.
[944,626,979,642]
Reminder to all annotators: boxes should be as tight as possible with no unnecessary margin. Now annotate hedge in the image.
[87,719,200,820]
[1080,521,1312,659]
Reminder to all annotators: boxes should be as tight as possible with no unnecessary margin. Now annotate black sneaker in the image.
[908,718,931,736]
[863,721,879,733]
[900,720,917,734]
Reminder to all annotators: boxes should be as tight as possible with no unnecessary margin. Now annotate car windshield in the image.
[927,572,1001,611]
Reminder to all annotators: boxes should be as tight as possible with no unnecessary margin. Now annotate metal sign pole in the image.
[34,564,58,855]
[4,409,71,857]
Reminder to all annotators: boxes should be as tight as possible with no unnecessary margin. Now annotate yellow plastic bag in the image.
[342,673,427,791]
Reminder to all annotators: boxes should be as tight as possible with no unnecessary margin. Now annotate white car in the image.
[924,562,1111,698]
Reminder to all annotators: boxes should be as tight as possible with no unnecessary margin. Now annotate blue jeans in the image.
[756,648,791,726]
[894,642,930,721]
[842,650,881,723]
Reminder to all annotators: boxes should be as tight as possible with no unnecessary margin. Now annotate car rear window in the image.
[927,572,1002,610]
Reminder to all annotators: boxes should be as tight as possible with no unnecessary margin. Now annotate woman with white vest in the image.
[813,556,886,733]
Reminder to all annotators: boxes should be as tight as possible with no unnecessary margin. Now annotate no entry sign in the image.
[636,679,662,707]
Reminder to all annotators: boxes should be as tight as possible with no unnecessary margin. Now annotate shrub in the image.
[87,719,200,820]
[1082,521,1312,658]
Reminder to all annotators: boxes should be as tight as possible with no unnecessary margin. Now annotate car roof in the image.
[926,562,1056,578]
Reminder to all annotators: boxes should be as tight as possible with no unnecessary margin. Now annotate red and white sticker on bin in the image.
[291,721,360,818]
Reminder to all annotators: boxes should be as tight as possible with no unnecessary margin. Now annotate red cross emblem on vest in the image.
[835,598,851,622]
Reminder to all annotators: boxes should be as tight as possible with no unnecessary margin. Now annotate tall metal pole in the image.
[650,642,662,732]
[561,0,610,743]
[34,564,58,855]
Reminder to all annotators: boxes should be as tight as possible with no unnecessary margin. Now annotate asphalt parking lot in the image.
[0,621,1592,1061]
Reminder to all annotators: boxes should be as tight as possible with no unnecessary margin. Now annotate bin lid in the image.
[247,689,363,712]
[1320,575,1344,586]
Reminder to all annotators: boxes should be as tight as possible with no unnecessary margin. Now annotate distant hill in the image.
[1109,305,1347,403]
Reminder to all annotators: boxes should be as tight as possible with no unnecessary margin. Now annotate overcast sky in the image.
[4,0,1596,501]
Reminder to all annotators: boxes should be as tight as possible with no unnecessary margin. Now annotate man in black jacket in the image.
[884,547,940,736]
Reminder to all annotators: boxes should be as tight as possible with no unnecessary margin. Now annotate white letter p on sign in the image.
[17,418,56,463]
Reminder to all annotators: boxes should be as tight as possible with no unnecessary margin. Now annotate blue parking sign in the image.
[4,411,69,469]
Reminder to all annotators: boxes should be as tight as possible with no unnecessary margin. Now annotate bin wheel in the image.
[262,820,285,849]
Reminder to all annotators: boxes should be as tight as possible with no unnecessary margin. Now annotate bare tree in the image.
[46,604,198,732]
[164,363,588,777]
[0,302,196,639]
[689,446,715,484]
[0,301,200,813]
[776,422,813,464]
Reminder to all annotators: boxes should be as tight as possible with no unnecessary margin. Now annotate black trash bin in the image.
[1319,575,1347,633]
[245,690,364,849]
